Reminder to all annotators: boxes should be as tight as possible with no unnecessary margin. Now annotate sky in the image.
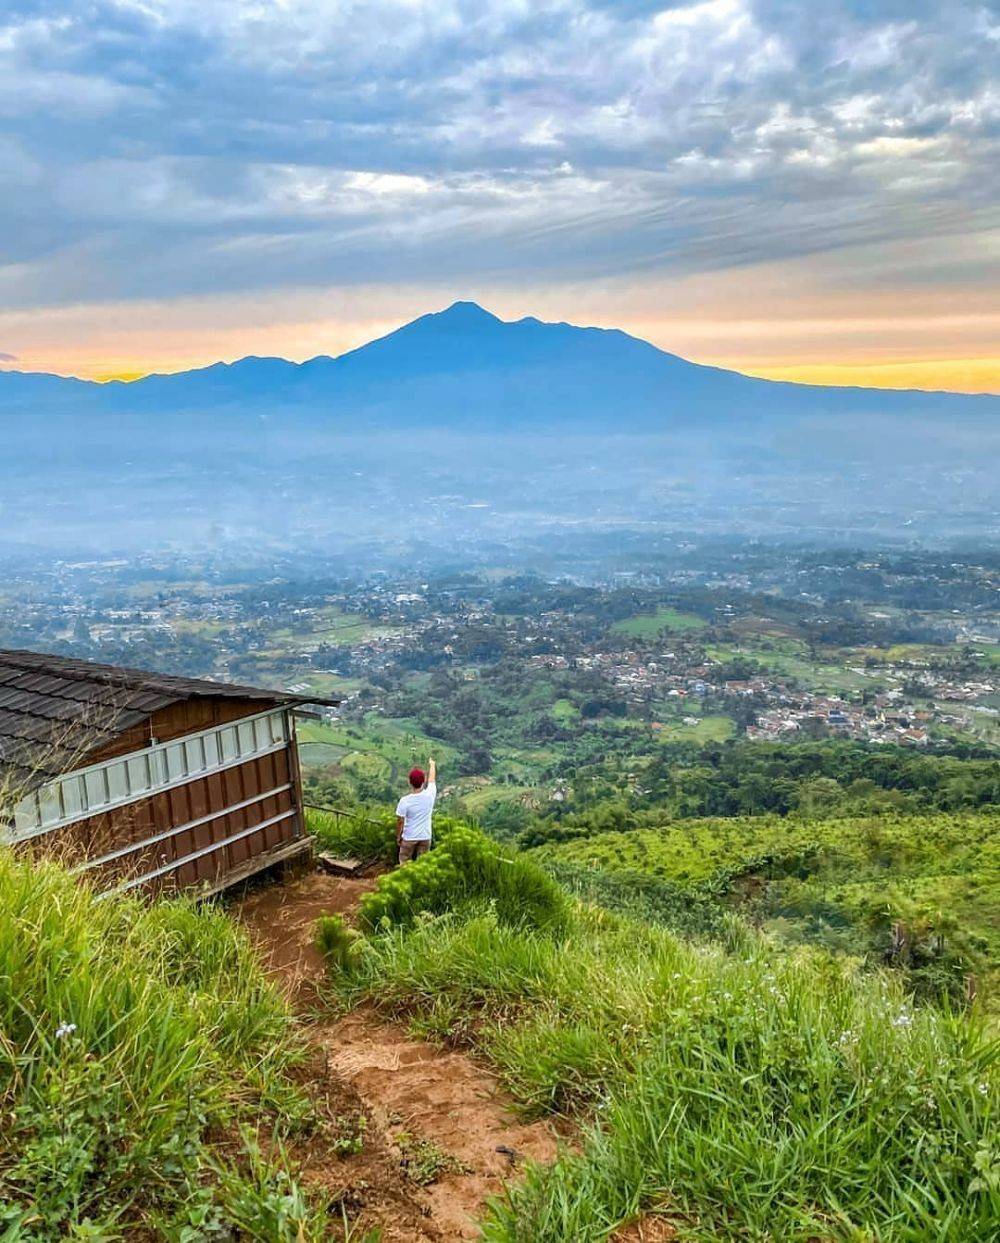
[1,0,998,391]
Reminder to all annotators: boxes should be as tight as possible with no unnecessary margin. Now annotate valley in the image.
[4,537,999,1021]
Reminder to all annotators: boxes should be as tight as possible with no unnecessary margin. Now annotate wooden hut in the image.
[0,649,338,896]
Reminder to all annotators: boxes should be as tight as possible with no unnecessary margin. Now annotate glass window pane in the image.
[84,768,108,809]
[13,794,40,835]
[165,744,185,780]
[127,754,152,793]
[237,721,256,753]
[37,783,62,826]
[219,727,237,762]
[273,712,287,743]
[202,731,220,768]
[184,737,205,771]
[61,776,84,818]
[107,762,129,801]
[254,716,272,748]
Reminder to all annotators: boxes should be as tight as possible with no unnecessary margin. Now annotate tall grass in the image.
[343,906,1000,1240]
[0,850,311,1237]
[307,805,399,863]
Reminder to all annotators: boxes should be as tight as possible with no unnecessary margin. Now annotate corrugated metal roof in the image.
[0,649,338,795]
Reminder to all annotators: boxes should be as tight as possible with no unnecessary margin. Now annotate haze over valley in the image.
[4,302,998,555]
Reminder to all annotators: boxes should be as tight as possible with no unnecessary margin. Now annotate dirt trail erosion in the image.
[235,868,562,1241]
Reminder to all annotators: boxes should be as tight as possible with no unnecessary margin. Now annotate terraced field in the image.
[532,809,1000,1001]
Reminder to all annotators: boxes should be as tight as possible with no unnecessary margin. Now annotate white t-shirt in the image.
[395,782,436,841]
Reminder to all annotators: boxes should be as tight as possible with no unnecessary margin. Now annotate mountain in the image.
[3,301,997,432]
[2,301,998,553]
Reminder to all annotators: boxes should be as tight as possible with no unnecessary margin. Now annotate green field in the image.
[532,809,1000,1001]
[296,715,460,791]
[706,634,876,693]
[611,606,707,637]
[457,781,545,814]
[550,697,581,724]
[265,606,394,651]
[651,713,735,743]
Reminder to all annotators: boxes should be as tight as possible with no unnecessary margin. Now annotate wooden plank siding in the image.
[82,697,268,767]
[22,729,306,896]
[0,651,336,898]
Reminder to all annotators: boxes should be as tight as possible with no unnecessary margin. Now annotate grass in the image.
[0,849,323,1238]
[266,608,383,648]
[342,905,1000,1240]
[705,637,875,694]
[532,810,1000,1002]
[611,607,707,637]
[651,714,734,743]
[551,697,582,724]
[395,1130,470,1185]
[307,804,399,863]
[459,782,543,815]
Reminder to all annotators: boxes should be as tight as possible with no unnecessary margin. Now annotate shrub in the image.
[307,806,398,863]
[356,825,570,935]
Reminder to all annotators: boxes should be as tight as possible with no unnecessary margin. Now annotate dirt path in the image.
[235,867,563,1241]
[237,868,374,1004]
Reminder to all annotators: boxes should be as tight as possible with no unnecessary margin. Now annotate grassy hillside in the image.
[0,852,322,1238]
[530,810,1000,1002]
[327,813,1000,1240]
[7,802,999,1239]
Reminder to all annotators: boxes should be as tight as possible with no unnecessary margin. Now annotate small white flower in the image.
[55,1022,77,1040]
[979,1083,989,1096]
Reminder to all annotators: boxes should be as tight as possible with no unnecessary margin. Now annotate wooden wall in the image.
[83,697,268,767]
[27,722,305,896]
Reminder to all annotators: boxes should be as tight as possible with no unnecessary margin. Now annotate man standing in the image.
[395,757,437,864]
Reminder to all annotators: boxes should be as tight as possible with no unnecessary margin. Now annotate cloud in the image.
[0,0,995,323]
[0,351,18,362]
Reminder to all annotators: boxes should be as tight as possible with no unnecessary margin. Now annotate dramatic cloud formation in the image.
[1,0,997,386]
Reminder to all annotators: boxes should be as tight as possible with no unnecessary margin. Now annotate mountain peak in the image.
[433,300,501,325]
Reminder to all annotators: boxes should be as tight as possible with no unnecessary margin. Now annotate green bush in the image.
[307,805,399,863]
[356,825,570,935]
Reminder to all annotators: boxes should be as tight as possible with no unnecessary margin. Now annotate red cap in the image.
[408,767,425,788]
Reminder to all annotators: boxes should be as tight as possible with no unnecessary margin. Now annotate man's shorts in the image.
[398,838,431,864]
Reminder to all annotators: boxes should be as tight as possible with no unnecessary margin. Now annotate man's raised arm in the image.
[428,757,437,787]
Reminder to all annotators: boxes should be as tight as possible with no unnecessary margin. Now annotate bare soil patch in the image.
[610,1215,678,1242]
[236,868,377,1002]
[234,866,563,1240]
[319,1008,561,1240]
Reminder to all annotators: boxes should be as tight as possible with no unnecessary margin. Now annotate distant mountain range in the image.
[3,302,998,554]
[3,301,997,434]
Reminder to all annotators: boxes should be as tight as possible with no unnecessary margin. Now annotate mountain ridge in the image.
[2,300,996,406]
